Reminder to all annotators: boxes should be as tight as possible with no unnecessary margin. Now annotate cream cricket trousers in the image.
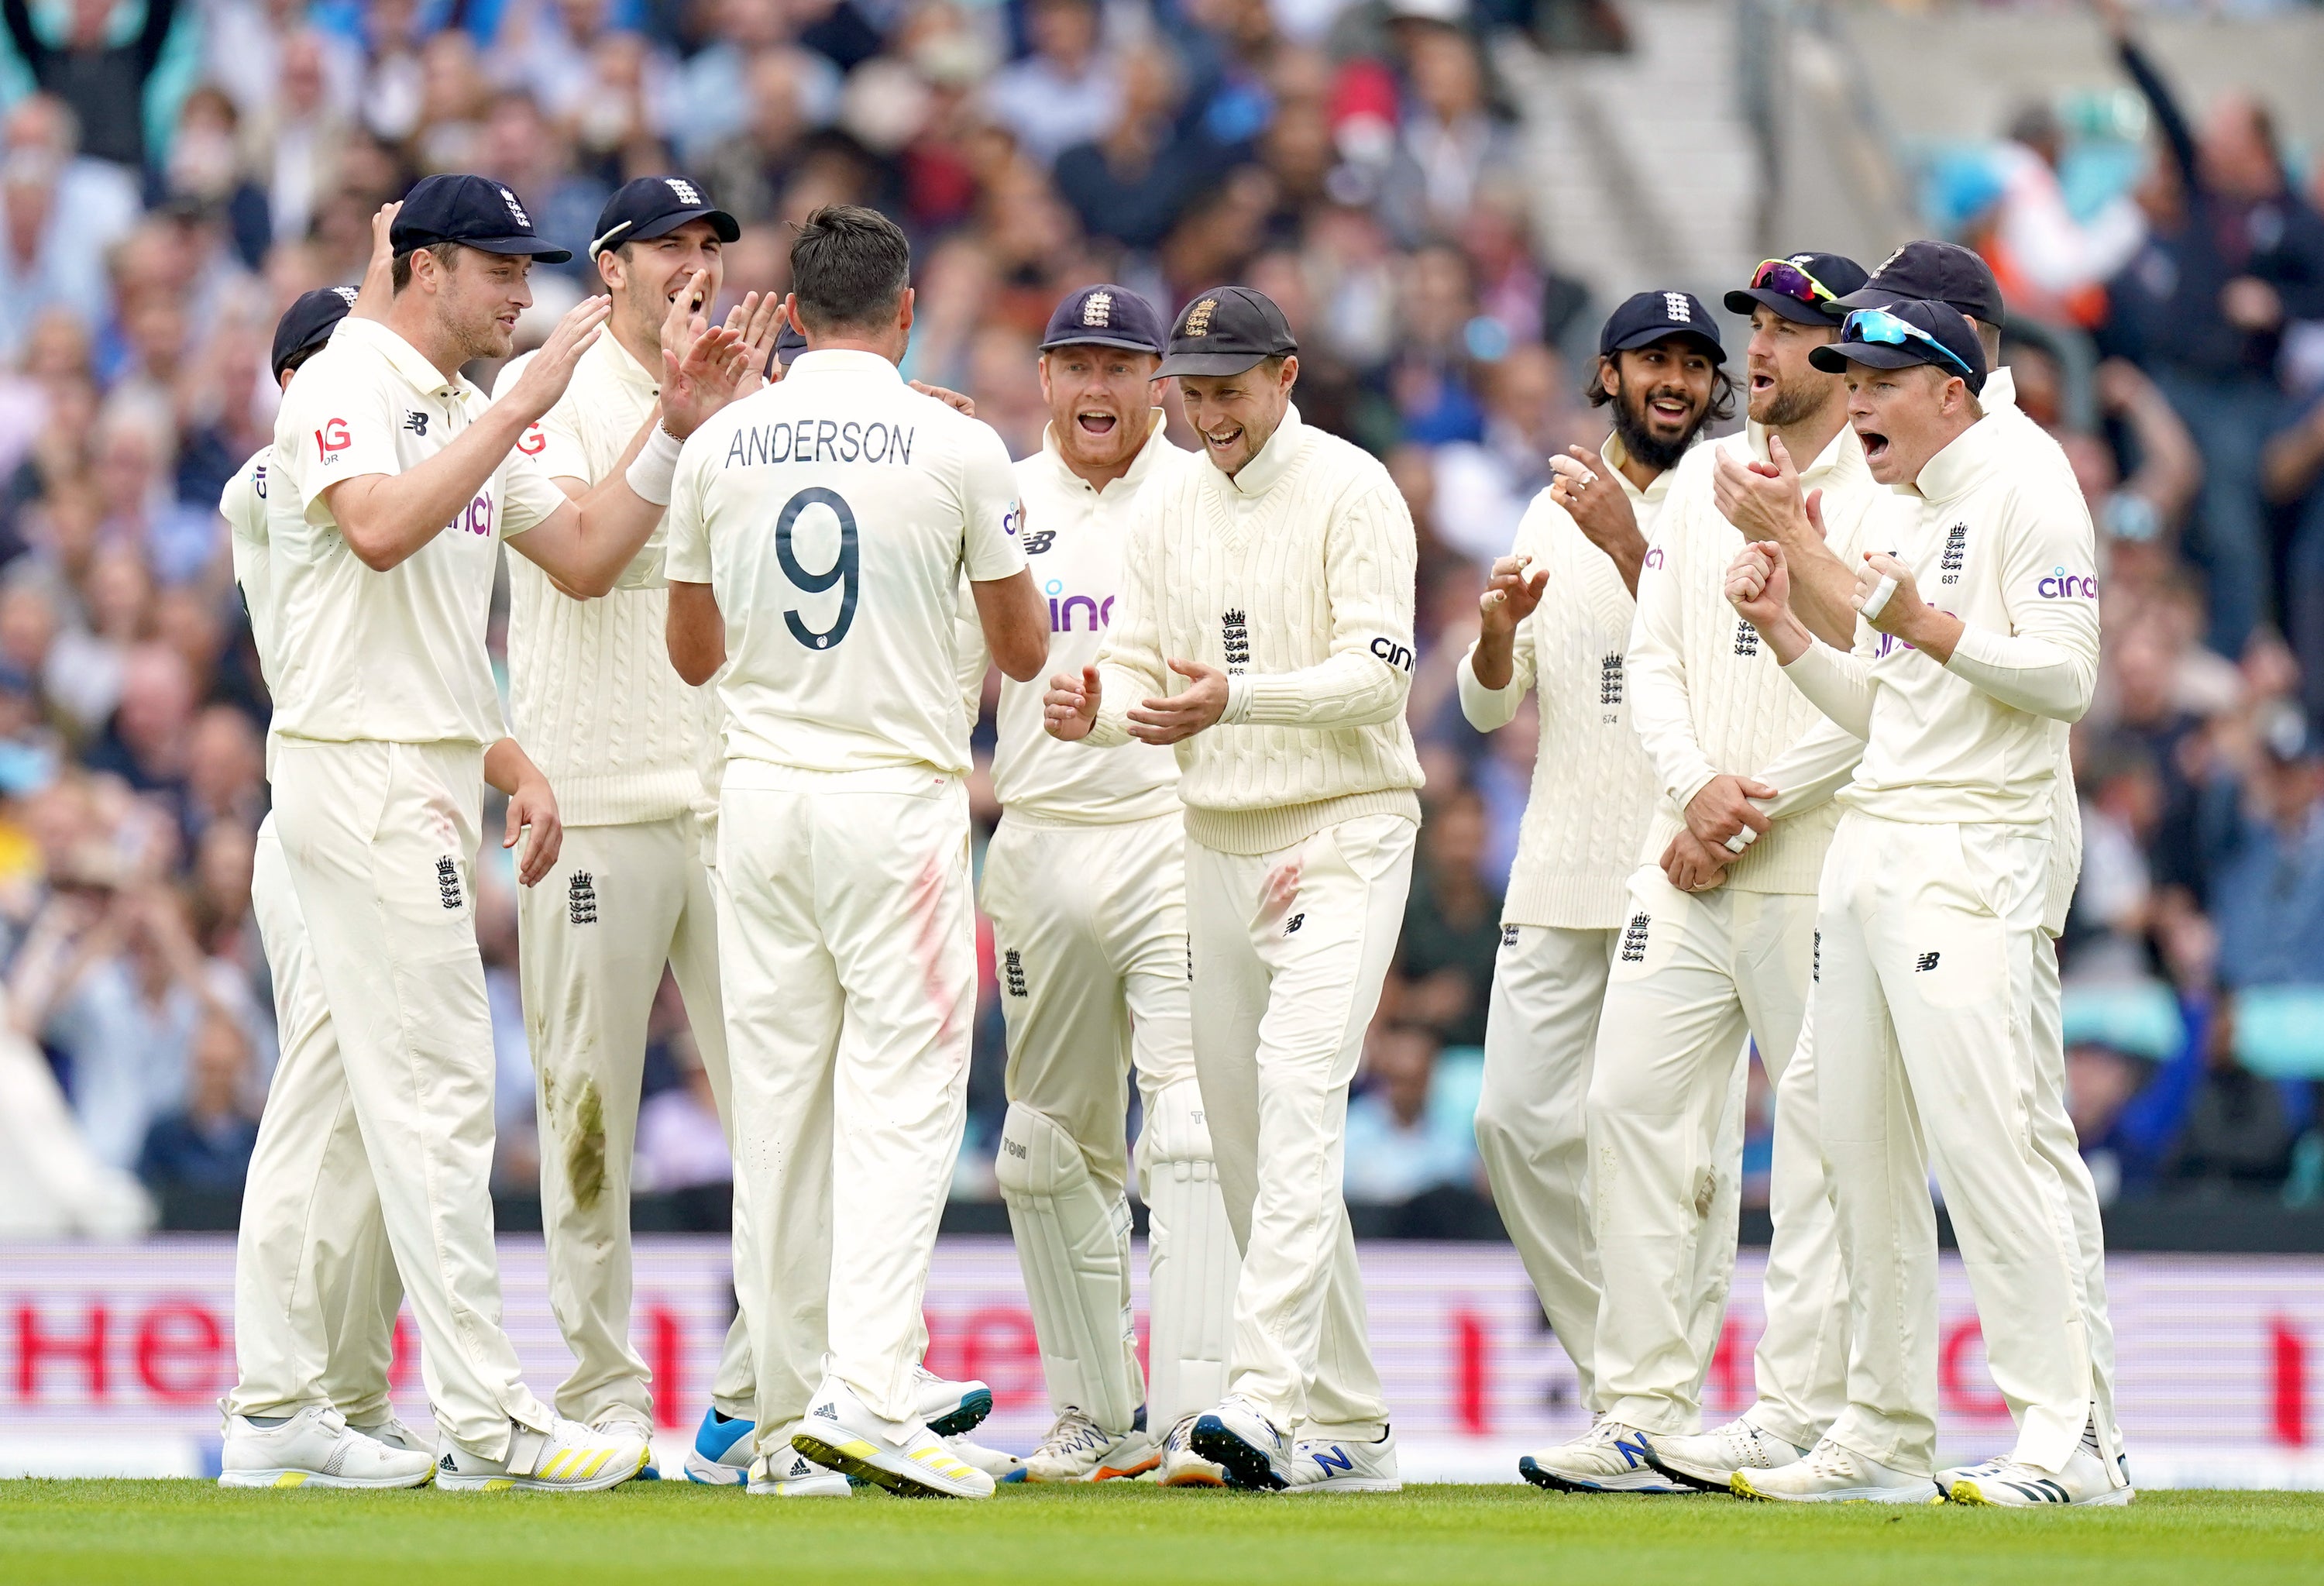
[717,766,977,1454]
[1816,811,2095,1478]
[227,814,403,1425]
[1186,812,1415,1440]
[984,811,1239,1432]
[1589,870,1848,1445]
[519,813,754,1426]
[270,739,550,1457]
[2035,932,2124,1459]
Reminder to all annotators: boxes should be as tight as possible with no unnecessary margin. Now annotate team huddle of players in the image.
[208,161,2121,1509]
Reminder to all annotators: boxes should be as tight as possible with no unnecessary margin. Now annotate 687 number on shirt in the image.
[774,487,859,650]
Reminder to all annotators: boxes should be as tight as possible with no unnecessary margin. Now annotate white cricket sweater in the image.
[1089,404,1424,855]
[497,338,714,827]
[1455,434,1664,929]
[1628,420,1882,894]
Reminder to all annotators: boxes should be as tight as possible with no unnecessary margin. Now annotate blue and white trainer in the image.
[1158,1412,1227,1487]
[915,1366,995,1439]
[1023,1408,1160,1483]
[684,1406,756,1486]
[1518,1419,1690,1494]
[1284,1426,1400,1494]
[748,1448,851,1497]
[1188,1395,1292,1491]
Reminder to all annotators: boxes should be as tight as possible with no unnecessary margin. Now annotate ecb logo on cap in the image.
[331,286,358,306]
[1789,254,1813,268]
[1663,292,1691,322]
[499,186,531,229]
[665,177,703,206]
[1081,291,1112,328]
[1184,298,1218,336]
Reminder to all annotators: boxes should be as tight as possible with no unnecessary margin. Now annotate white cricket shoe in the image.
[913,1365,995,1437]
[1285,1427,1400,1494]
[748,1448,851,1497]
[1518,1420,1690,1494]
[944,1435,1026,1481]
[1648,1417,1809,1494]
[1158,1413,1227,1488]
[1940,1443,2133,1508]
[218,1405,437,1489]
[346,1414,435,1457]
[1188,1395,1292,1491]
[596,1413,660,1480]
[1731,1436,1940,1504]
[683,1406,756,1486]
[434,1416,651,1492]
[1023,1408,1161,1484]
[790,1375,994,1499]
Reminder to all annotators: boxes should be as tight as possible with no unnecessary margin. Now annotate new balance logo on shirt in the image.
[1915,951,1941,972]
[1284,913,1305,936]
[404,410,430,436]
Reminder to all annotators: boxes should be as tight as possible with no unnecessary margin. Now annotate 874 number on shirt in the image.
[774,486,859,650]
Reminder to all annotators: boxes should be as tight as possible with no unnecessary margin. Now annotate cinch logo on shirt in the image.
[1370,635,1415,672]
[1002,501,1023,537]
[1642,546,1664,569]
[1874,631,1917,659]
[253,464,266,500]
[1042,580,1114,631]
[2037,566,2098,599]
[446,491,494,538]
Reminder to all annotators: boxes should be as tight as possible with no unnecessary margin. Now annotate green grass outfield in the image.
[5,1481,2322,1586]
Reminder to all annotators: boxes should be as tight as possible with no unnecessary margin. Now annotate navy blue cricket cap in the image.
[390,174,572,263]
[590,175,740,260]
[1809,298,1988,394]
[1040,284,1167,356]
[1600,290,1725,363]
[1724,251,1870,326]
[1838,239,2006,329]
[1157,286,1298,378]
[271,285,357,380]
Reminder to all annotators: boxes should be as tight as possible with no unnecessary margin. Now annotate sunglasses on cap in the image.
[1840,308,1978,381]
[1749,257,1840,308]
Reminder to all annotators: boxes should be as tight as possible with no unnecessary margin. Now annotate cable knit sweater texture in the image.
[1457,435,1663,929]
[1088,405,1424,855]
[1628,421,1881,894]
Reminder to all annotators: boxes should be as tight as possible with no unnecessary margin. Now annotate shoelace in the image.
[1804,1440,1857,1480]
[1164,1412,1201,1454]
[1034,1409,1105,1460]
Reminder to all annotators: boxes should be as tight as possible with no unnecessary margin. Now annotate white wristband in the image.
[624,424,683,507]
[1222,673,1254,724]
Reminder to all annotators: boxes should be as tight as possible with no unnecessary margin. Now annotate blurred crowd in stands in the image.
[0,0,2318,1237]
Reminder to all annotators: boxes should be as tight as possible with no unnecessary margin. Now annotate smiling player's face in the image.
[606,218,725,349]
[432,247,535,363]
[1040,344,1161,474]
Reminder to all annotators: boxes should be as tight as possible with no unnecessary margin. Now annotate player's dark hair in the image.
[789,205,910,333]
[390,241,463,294]
[1586,349,1738,425]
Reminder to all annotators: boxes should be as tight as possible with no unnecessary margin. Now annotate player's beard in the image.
[1610,377,1710,472]
[1750,365,1832,431]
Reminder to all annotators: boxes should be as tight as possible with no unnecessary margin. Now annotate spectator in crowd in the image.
[2265,388,2324,731]
[986,0,1118,168]
[2,0,184,172]
[2164,993,2307,1194]
[1386,783,1501,1050]
[136,1003,260,1200]
[2200,702,2324,991]
[634,1034,734,1196]
[2100,1,2324,656]
[1982,99,2146,329]
[1343,1023,1477,1206]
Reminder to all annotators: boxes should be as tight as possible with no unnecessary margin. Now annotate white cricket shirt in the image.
[267,316,568,746]
[497,335,716,827]
[964,413,1188,825]
[664,348,1027,781]
[1779,413,2101,827]
[222,446,278,691]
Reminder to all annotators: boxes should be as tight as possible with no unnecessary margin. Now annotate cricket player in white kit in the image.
[490,175,779,1479]
[664,205,1048,1501]
[1461,292,1731,1486]
[220,278,464,1488]
[1045,286,1422,1494]
[960,284,1239,1485]
[1523,260,1879,1495]
[263,174,751,1491]
[1717,243,2129,1499]
[1724,298,2119,1505]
